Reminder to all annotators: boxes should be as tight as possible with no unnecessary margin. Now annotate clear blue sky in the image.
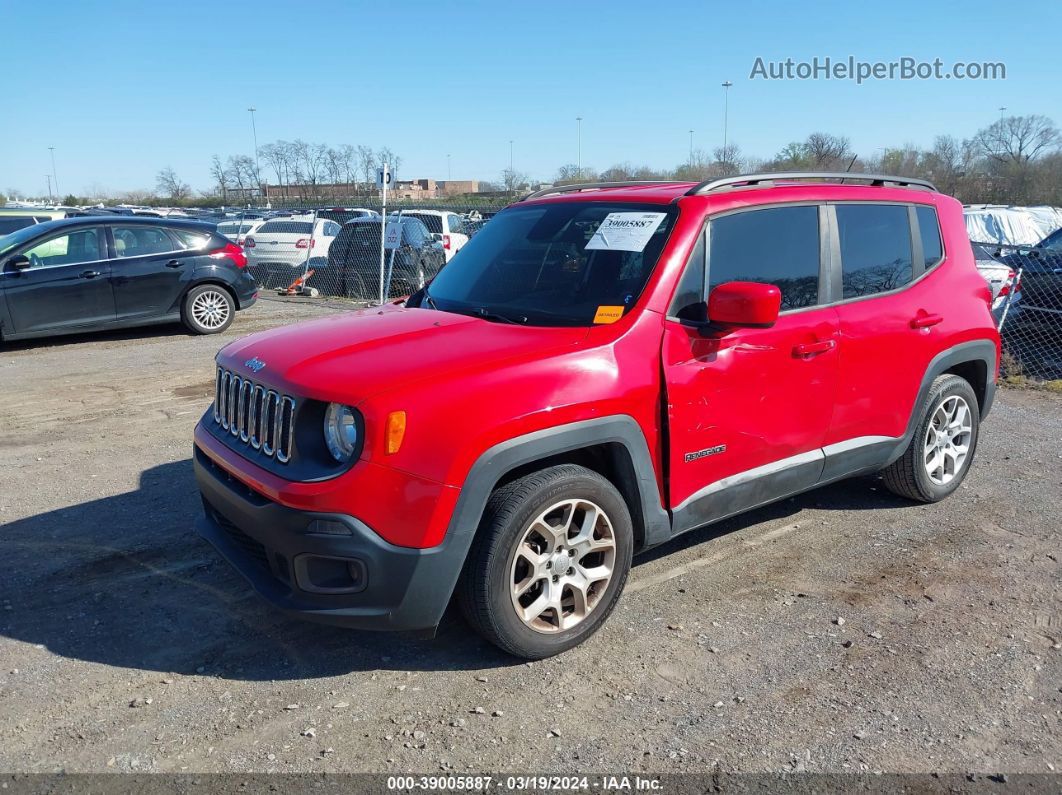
[3,0,1059,197]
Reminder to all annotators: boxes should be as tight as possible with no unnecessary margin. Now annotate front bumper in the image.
[193,445,466,631]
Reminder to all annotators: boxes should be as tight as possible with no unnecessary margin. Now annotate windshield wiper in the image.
[471,306,527,324]
[422,286,438,310]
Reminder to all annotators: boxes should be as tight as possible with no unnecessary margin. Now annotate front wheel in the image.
[881,374,980,502]
[183,285,235,335]
[457,464,634,659]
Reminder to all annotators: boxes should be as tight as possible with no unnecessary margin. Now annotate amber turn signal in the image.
[386,411,407,454]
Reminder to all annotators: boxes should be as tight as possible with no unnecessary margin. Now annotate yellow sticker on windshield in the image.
[593,305,625,324]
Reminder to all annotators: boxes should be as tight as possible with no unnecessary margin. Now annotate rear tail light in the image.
[209,241,247,268]
[295,238,315,249]
[244,237,256,248]
[442,234,451,250]
[999,269,1019,297]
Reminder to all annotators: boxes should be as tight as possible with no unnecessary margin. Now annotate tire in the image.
[881,374,980,502]
[182,284,235,335]
[457,464,634,659]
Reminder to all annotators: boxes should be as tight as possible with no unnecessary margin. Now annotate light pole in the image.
[48,147,59,199]
[998,105,1006,123]
[688,129,694,166]
[247,107,261,201]
[447,153,451,182]
[721,81,733,156]
[45,175,53,204]
[576,116,582,177]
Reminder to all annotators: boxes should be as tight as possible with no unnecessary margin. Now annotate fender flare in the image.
[415,415,671,630]
[885,338,998,467]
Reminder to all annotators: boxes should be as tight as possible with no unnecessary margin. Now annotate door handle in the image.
[910,314,943,329]
[165,259,184,268]
[79,270,101,279]
[792,340,836,356]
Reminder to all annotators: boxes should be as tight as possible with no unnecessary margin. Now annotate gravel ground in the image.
[0,298,1059,776]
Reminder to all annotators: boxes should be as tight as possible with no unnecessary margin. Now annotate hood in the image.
[218,303,589,404]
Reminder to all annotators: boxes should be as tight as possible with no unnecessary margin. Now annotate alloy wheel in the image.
[509,499,617,633]
[923,395,973,485]
[191,290,231,330]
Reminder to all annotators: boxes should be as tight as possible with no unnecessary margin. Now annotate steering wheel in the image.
[29,253,43,269]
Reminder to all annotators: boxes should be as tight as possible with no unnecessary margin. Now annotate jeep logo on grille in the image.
[244,357,266,373]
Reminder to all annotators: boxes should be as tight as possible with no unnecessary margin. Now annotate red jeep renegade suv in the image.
[193,172,1000,659]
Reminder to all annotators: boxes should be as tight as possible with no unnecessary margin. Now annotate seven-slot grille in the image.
[213,367,296,463]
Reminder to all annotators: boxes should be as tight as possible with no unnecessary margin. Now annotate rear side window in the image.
[172,229,211,249]
[448,214,466,234]
[403,220,428,246]
[836,204,913,299]
[257,221,313,235]
[112,225,180,257]
[916,206,943,268]
[708,205,821,310]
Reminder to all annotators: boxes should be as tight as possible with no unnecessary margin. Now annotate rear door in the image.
[662,204,839,530]
[107,224,191,321]
[825,202,941,449]
[1,226,115,334]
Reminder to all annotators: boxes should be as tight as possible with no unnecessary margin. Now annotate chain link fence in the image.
[231,202,509,304]
[973,241,1062,384]
[225,204,1062,385]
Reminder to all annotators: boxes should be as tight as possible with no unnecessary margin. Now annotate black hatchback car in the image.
[0,217,257,341]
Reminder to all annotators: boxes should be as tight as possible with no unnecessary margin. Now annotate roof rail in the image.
[521,180,690,202]
[686,171,937,196]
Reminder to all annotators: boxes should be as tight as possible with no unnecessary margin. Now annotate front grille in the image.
[213,367,296,463]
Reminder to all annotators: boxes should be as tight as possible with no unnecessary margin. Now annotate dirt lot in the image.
[0,298,1059,775]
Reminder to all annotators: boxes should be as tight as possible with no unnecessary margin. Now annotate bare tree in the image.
[210,155,229,199]
[357,145,376,189]
[155,167,190,201]
[501,168,529,194]
[973,114,1060,165]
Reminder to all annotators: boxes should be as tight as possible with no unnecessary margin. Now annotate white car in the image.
[217,218,265,245]
[244,216,342,288]
[397,209,470,262]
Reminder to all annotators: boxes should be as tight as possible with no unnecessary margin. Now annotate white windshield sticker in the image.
[585,212,666,252]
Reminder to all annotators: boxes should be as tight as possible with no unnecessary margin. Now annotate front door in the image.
[108,225,191,321]
[663,204,839,533]
[1,226,115,334]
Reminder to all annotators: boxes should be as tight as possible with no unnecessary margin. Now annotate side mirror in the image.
[6,254,30,271]
[707,281,781,328]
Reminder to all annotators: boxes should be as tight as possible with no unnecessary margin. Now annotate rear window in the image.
[405,213,443,234]
[0,218,36,234]
[257,221,313,235]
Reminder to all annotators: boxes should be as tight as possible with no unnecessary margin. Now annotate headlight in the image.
[323,403,358,462]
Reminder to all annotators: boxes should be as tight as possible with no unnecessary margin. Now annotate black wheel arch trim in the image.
[885,338,997,467]
[420,415,670,631]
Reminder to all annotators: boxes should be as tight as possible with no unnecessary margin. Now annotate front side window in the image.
[22,228,101,267]
[112,225,180,258]
[424,202,677,326]
[836,204,913,298]
[707,205,821,310]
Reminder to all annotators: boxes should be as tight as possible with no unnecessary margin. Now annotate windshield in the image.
[0,222,52,256]
[422,202,676,326]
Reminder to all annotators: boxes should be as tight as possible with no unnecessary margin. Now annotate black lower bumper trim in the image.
[193,445,466,631]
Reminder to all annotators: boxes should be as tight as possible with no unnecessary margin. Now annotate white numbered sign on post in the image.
[376,164,392,188]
